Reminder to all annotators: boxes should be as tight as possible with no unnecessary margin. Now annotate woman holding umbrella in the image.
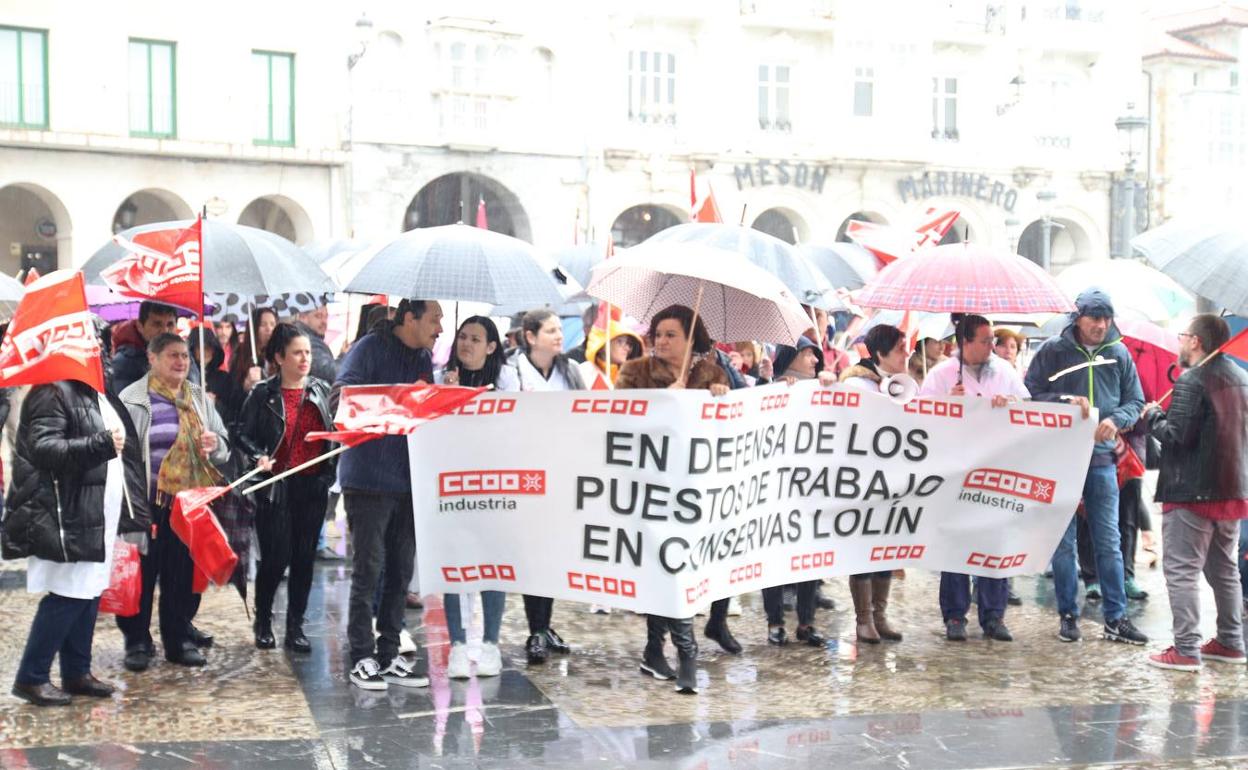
[840,324,911,645]
[236,323,335,654]
[617,304,731,694]
[507,309,586,665]
[437,316,517,678]
[226,307,279,416]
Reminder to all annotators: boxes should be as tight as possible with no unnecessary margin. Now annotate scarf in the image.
[150,377,223,503]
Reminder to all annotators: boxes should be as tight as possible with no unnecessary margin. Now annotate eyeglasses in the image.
[1177,332,1195,340]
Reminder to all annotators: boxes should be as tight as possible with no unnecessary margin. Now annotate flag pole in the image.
[241,445,350,496]
[197,214,209,417]
[678,282,705,387]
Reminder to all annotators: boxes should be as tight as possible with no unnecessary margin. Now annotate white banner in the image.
[410,381,1094,616]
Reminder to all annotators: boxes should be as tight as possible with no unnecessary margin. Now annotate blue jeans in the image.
[15,594,100,686]
[1053,464,1126,621]
[443,591,506,644]
[939,573,1008,629]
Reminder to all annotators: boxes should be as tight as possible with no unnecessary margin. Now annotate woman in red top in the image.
[237,323,336,653]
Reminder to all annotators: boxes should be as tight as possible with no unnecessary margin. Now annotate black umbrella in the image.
[82,220,336,297]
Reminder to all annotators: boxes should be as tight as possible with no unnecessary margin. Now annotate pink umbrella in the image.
[855,242,1074,314]
[1115,317,1179,404]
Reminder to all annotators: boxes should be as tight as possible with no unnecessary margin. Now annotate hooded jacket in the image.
[1024,288,1145,459]
[2,381,152,562]
[109,320,149,397]
[579,321,645,388]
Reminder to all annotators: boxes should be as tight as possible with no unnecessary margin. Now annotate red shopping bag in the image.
[171,487,238,589]
[99,539,141,616]
[1116,440,1145,488]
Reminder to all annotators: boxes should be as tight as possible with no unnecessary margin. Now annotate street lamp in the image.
[1114,108,1149,258]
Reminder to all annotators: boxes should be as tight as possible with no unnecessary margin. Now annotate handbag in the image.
[99,539,141,616]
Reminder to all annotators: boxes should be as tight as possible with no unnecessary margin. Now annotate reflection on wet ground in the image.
[0,556,1245,768]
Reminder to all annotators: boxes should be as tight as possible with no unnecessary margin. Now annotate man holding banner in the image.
[919,315,1029,642]
[1025,289,1148,646]
[334,299,442,691]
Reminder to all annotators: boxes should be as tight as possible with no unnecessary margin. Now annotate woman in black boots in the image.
[616,305,732,693]
[237,323,336,653]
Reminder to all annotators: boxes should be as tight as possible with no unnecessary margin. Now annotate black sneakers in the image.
[350,657,387,690]
[945,618,968,642]
[1104,617,1148,646]
[1058,613,1081,642]
[639,648,676,681]
[983,619,1014,642]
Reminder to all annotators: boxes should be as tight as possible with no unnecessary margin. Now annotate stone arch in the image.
[403,172,532,242]
[1018,215,1095,272]
[609,203,686,249]
[113,188,194,234]
[751,206,809,245]
[0,182,72,275]
[238,194,314,244]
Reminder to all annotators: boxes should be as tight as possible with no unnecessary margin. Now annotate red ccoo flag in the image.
[103,217,203,314]
[1219,327,1248,361]
[307,383,487,446]
[0,270,104,392]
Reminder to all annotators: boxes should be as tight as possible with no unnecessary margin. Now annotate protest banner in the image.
[409,381,1094,616]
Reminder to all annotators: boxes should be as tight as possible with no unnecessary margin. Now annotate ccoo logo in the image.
[963,468,1055,503]
[439,469,546,496]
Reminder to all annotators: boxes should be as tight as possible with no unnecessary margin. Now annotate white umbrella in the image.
[1055,259,1194,323]
[585,243,813,345]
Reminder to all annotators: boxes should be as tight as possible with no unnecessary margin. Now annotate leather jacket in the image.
[236,375,336,483]
[1147,355,1248,503]
[2,381,152,562]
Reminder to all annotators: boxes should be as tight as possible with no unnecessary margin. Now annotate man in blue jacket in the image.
[333,299,442,690]
[1025,288,1148,646]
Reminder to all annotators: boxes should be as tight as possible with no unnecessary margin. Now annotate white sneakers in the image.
[447,641,503,679]
[351,655,430,690]
[447,643,472,679]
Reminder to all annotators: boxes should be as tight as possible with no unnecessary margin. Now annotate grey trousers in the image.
[1161,508,1243,659]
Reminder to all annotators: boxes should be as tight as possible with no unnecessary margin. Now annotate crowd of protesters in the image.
[2,286,1246,705]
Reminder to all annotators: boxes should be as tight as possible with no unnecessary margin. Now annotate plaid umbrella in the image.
[643,223,840,310]
[344,223,579,305]
[855,243,1074,314]
[586,243,813,345]
[1131,218,1248,315]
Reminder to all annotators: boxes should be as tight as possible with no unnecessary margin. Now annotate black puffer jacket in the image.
[2,381,151,562]
[1147,355,1248,503]
[236,375,336,484]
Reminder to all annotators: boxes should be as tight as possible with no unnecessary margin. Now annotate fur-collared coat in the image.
[616,356,728,392]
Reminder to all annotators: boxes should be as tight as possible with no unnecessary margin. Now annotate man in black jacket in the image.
[1143,314,1248,671]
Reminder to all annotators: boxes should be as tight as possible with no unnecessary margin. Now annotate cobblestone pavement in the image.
[0,552,1245,768]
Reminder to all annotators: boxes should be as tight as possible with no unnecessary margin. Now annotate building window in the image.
[628,50,676,125]
[853,66,874,117]
[253,51,294,146]
[931,76,958,141]
[129,39,176,138]
[758,64,791,131]
[0,26,48,129]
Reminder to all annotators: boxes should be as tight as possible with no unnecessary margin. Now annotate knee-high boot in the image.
[670,618,699,694]
[872,575,903,641]
[850,577,880,644]
[639,614,675,681]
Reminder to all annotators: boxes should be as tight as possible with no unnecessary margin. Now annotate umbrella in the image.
[302,238,369,265]
[86,284,209,322]
[82,220,337,297]
[797,243,877,291]
[1116,317,1179,403]
[857,310,953,342]
[585,243,813,345]
[643,222,841,310]
[207,291,332,325]
[1132,218,1248,315]
[1055,259,1194,322]
[552,243,610,289]
[344,224,579,306]
[0,272,24,323]
[856,242,1074,315]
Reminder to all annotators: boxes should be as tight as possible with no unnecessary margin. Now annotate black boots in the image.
[285,623,311,653]
[254,612,276,650]
[704,618,742,654]
[639,616,676,680]
[670,620,698,694]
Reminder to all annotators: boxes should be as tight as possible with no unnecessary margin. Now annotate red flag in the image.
[0,270,104,392]
[103,217,203,313]
[170,486,238,588]
[690,169,698,211]
[1219,328,1248,360]
[913,208,960,249]
[475,197,488,229]
[306,383,487,445]
[692,185,723,224]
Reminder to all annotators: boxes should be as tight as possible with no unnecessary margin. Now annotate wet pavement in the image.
[0,551,1245,768]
